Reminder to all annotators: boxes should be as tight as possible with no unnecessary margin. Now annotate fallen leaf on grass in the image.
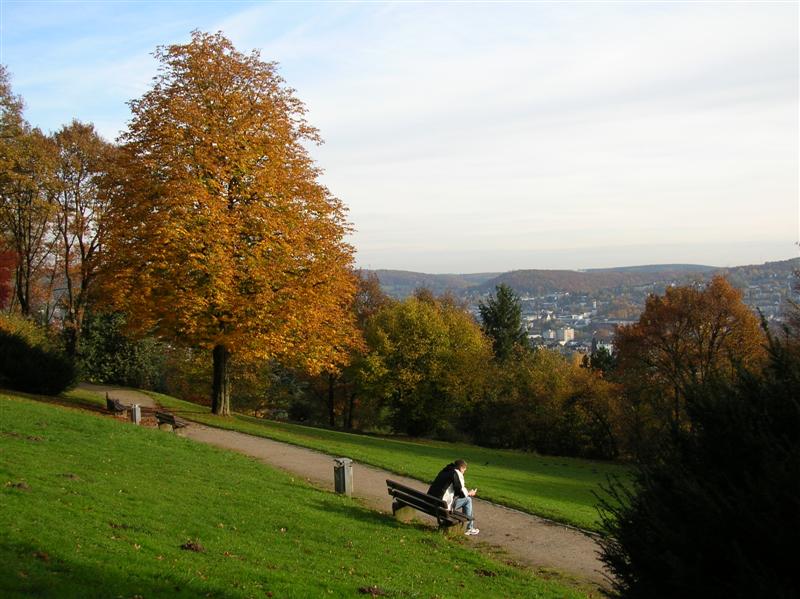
[358,586,387,596]
[33,551,49,562]
[5,481,30,491]
[474,568,497,577]
[180,540,205,553]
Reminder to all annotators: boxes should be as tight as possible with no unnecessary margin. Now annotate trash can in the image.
[333,457,353,496]
[129,404,141,425]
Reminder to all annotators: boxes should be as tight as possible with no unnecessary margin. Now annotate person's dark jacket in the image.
[427,462,467,501]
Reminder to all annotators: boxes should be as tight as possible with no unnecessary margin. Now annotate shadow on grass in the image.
[308,496,439,535]
[0,541,239,599]
[2,388,108,415]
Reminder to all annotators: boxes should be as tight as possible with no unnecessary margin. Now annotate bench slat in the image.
[386,479,447,509]
[390,489,447,517]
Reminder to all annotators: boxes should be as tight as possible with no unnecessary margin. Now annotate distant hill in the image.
[371,269,500,299]
[471,268,702,297]
[369,258,799,299]
[587,264,716,274]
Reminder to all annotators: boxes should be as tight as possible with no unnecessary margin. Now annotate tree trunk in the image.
[212,344,231,416]
[346,391,356,430]
[327,372,336,427]
[63,324,78,358]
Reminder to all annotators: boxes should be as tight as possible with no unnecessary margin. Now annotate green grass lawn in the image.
[61,387,108,409]
[0,392,591,598]
[149,392,628,531]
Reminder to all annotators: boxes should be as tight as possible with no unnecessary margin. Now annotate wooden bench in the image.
[386,479,470,534]
[155,411,189,433]
[106,393,126,415]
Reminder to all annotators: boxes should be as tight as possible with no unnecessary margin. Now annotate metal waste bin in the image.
[129,404,141,425]
[333,457,353,496]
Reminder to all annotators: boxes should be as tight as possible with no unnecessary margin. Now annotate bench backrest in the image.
[386,479,448,513]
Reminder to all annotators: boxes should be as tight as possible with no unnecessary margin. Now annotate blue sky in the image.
[2,1,798,273]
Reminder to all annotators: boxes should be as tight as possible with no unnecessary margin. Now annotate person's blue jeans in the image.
[453,496,475,530]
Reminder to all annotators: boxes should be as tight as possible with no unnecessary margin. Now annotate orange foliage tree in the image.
[615,276,765,444]
[102,32,358,415]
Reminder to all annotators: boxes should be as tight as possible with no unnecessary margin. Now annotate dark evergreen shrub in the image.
[78,311,167,390]
[0,330,77,394]
[598,333,800,598]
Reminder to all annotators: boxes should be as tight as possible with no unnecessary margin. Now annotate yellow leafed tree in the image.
[102,31,358,415]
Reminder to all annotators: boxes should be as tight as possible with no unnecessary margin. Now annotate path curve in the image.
[84,385,608,587]
[78,383,158,409]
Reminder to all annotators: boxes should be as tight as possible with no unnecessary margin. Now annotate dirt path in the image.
[83,385,608,587]
[78,383,158,409]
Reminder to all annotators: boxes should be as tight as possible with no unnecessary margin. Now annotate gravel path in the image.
[83,385,608,588]
[79,383,158,408]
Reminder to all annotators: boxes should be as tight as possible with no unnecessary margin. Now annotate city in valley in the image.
[372,257,799,356]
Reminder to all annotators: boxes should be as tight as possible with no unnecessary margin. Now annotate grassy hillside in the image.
[150,392,627,531]
[0,392,589,598]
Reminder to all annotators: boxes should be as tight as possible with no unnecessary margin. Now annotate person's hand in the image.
[468,488,477,497]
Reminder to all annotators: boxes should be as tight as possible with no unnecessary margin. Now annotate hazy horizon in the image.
[3,2,798,272]
[366,250,798,276]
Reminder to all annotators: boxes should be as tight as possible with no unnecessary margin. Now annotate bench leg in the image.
[392,503,416,523]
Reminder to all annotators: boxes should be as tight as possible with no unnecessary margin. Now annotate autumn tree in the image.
[308,270,390,428]
[471,348,620,458]
[0,68,60,317]
[359,295,491,437]
[103,32,358,415]
[52,121,114,355]
[478,284,528,361]
[0,245,14,309]
[0,129,59,317]
[614,276,765,449]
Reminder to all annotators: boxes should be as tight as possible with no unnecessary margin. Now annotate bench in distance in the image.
[106,393,126,415]
[155,411,189,433]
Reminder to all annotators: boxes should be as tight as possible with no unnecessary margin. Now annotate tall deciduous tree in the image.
[0,130,59,317]
[614,276,765,444]
[0,67,61,317]
[478,283,528,361]
[103,32,358,415]
[53,120,114,355]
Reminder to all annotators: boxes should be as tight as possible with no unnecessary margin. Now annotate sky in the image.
[1,0,798,273]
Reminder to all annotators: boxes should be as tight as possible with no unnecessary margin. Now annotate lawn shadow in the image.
[0,541,239,598]
[308,497,437,534]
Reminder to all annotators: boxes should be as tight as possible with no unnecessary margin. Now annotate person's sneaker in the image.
[465,528,480,536]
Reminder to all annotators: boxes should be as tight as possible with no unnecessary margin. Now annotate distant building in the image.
[557,327,574,344]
